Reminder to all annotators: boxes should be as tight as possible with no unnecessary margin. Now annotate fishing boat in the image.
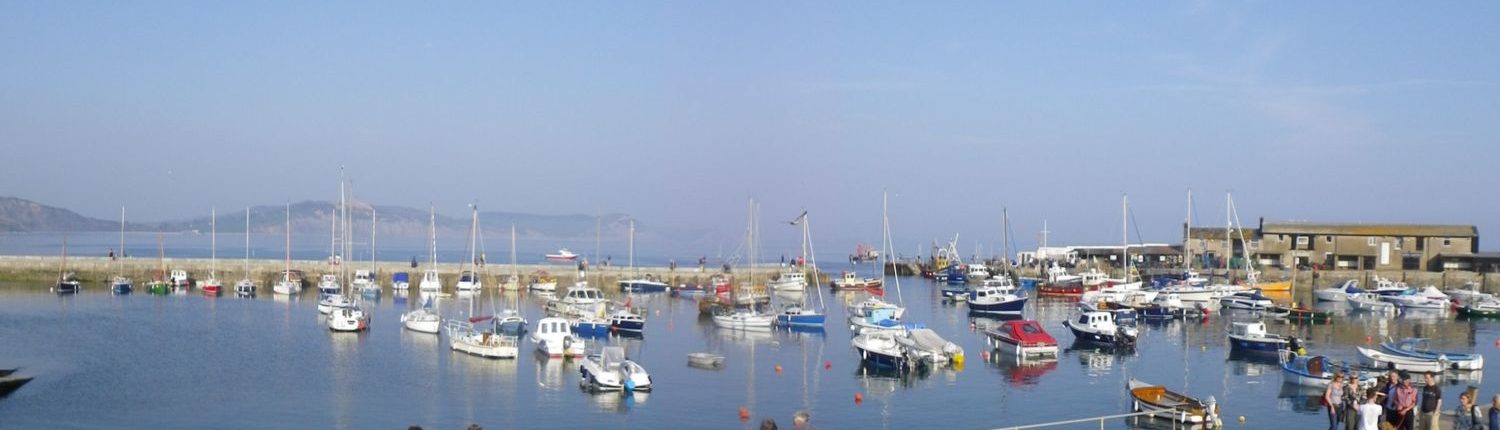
[1062,311,1137,346]
[418,205,442,295]
[849,243,879,263]
[545,248,578,262]
[1458,299,1500,318]
[1226,322,1296,355]
[985,320,1059,358]
[572,317,611,338]
[391,272,410,298]
[169,269,191,294]
[532,317,586,358]
[1280,353,1372,387]
[830,271,882,291]
[1380,338,1484,370]
[529,270,559,292]
[446,317,518,359]
[1078,300,1139,324]
[1348,292,1396,313]
[966,278,1027,314]
[551,285,607,318]
[579,346,652,392]
[108,208,133,295]
[852,330,913,371]
[1218,289,1274,311]
[944,264,968,285]
[54,265,81,295]
[768,271,807,292]
[1314,280,1360,302]
[608,307,646,335]
[1127,378,1221,428]
[1357,346,1448,373]
[273,205,301,295]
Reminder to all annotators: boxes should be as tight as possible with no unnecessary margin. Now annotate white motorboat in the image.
[712,308,774,332]
[419,270,442,294]
[848,296,906,320]
[966,264,990,281]
[529,271,559,292]
[317,274,341,296]
[1357,346,1448,373]
[1219,290,1275,311]
[532,317,586,358]
[985,320,1060,358]
[545,248,579,262]
[1314,280,1360,302]
[580,346,652,392]
[1368,275,1410,296]
[1349,292,1396,313]
[1383,287,1451,310]
[768,271,808,292]
[351,269,374,290]
[327,305,369,332]
[1063,311,1137,346]
[317,294,354,314]
[897,328,965,367]
[455,271,482,293]
[401,306,441,334]
[852,330,913,371]
[446,318,518,359]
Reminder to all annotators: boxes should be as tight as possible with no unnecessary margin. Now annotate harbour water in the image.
[2,274,1497,428]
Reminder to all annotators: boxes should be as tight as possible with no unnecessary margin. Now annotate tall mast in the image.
[1185,189,1193,271]
[1224,193,1231,271]
[244,207,251,278]
[1121,195,1129,279]
[881,190,902,305]
[284,204,290,279]
[370,207,377,277]
[510,223,518,280]
[118,207,125,277]
[211,207,217,278]
[805,213,824,310]
[428,204,437,267]
[629,219,636,278]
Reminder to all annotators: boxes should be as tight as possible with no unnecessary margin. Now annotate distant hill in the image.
[0,196,643,241]
[0,197,124,232]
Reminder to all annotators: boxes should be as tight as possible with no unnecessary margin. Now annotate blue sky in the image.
[2,2,1497,252]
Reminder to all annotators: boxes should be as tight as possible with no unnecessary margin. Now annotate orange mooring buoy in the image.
[774,365,783,373]
[854,392,864,404]
[739,406,750,420]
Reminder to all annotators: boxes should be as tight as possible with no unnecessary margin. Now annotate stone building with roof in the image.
[1184,220,1479,271]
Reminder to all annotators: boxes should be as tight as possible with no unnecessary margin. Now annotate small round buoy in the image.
[1201,345,1207,351]
[854,392,863,404]
[824,360,832,370]
[739,406,750,421]
[1239,416,1246,423]
[774,365,783,373]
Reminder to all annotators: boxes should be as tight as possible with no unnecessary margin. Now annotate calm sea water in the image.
[2,275,1497,429]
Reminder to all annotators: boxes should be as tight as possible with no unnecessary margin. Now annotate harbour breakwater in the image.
[0,255,820,288]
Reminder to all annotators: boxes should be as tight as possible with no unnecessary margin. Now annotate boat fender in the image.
[624,379,636,392]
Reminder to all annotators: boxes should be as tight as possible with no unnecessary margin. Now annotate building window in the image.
[1367,237,1376,246]
[1395,238,1403,250]
[1279,234,1287,242]
[1326,235,1334,243]
[1417,238,1425,251]
[1296,236,1309,247]
[1249,239,1261,250]
[1443,238,1453,247]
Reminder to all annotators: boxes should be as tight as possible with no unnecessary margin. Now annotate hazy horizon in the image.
[5,2,1496,251]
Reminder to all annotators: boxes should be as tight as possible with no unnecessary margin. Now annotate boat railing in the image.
[991,408,1207,429]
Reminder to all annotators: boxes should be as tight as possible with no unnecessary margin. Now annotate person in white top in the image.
[1359,388,1385,430]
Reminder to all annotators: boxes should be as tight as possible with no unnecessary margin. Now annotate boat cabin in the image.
[973,283,1017,299]
[866,307,899,322]
[422,270,440,283]
[998,320,1057,347]
[458,271,478,283]
[392,272,410,285]
[354,270,373,283]
[1230,322,1269,338]
[564,287,605,303]
[536,318,570,336]
[1077,311,1115,327]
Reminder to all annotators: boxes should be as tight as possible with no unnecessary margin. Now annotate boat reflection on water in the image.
[535,352,568,394]
[1225,349,1281,377]
[584,386,648,413]
[1069,343,1134,376]
[985,353,1058,387]
[969,314,1022,333]
[1276,381,1325,414]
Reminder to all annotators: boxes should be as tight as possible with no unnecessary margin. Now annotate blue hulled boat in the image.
[1226,322,1295,355]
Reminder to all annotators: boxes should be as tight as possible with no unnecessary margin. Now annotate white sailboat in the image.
[357,208,380,297]
[499,224,521,291]
[419,204,443,296]
[273,204,301,295]
[110,207,133,294]
[319,177,353,314]
[618,219,669,293]
[329,173,369,332]
[200,208,224,296]
[775,211,825,328]
[848,191,906,331]
[455,205,483,294]
[713,199,774,331]
[234,207,256,297]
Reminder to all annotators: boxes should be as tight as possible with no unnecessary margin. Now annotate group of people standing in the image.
[1325,370,1494,430]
